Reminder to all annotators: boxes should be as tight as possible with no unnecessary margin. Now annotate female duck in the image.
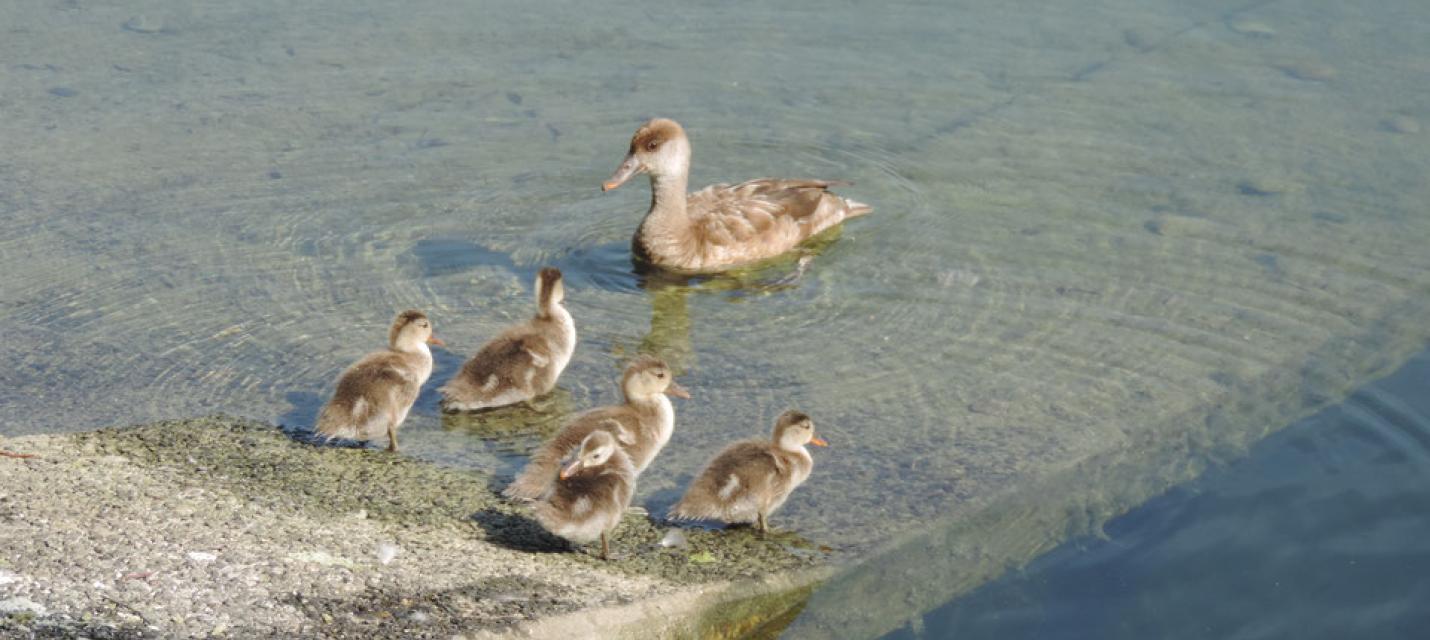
[602,118,871,272]
[440,267,576,411]
[668,410,827,533]
[315,310,444,452]
[533,430,636,561]
[504,356,688,501]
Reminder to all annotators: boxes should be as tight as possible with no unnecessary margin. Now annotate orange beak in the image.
[810,436,829,447]
[427,335,446,347]
[602,155,641,192]
[559,460,582,480]
[665,381,691,399]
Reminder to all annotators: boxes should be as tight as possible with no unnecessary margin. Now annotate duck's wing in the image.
[316,352,419,439]
[687,179,870,251]
[504,406,638,501]
[440,326,552,409]
[668,441,779,521]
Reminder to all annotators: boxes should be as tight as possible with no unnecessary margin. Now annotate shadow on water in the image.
[406,238,529,281]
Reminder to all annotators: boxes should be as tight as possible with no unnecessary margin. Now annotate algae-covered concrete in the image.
[0,417,824,638]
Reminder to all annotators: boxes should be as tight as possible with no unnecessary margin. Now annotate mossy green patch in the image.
[70,416,824,585]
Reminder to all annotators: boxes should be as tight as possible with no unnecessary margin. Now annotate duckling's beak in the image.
[426,335,446,347]
[809,436,829,447]
[665,381,691,399]
[559,460,583,480]
[602,155,642,191]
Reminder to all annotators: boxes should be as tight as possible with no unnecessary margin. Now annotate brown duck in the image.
[602,118,872,273]
[668,410,827,533]
[504,356,688,501]
[314,310,443,452]
[440,267,576,412]
[533,430,636,560]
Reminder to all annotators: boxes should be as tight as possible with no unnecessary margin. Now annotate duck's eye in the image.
[645,140,659,151]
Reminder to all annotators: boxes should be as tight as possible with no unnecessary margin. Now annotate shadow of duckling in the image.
[470,508,572,554]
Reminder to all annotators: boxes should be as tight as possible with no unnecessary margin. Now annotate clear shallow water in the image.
[881,347,1430,640]
[2,0,1429,584]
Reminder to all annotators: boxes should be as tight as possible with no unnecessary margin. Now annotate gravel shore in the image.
[0,417,824,638]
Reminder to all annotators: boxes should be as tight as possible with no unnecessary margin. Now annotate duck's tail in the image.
[313,404,358,440]
[842,197,873,219]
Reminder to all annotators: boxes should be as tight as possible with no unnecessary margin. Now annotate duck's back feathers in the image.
[668,439,809,523]
[533,465,634,544]
[503,407,644,501]
[658,179,870,270]
[440,325,557,411]
[315,350,426,440]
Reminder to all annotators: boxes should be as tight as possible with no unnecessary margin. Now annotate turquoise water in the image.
[2,0,1430,633]
[879,348,1430,639]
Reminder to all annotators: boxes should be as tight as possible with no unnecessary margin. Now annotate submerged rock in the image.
[1228,18,1276,38]
[1277,61,1337,82]
[1383,115,1421,134]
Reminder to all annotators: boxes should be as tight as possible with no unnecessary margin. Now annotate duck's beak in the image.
[665,381,691,399]
[559,459,583,480]
[427,335,446,347]
[602,155,642,191]
[809,436,829,447]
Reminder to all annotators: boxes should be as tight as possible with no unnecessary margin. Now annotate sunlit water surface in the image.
[2,0,1429,611]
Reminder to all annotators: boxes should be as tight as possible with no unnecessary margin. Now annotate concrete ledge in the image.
[0,418,825,638]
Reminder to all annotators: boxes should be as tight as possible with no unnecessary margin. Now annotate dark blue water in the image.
[886,347,1430,640]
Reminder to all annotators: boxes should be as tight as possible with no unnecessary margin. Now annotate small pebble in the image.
[1277,61,1336,82]
[122,15,164,34]
[1237,177,1297,196]
[659,529,688,549]
[1383,114,1420,134]
[187,551,218,562]
[377,542,400,565]
[49,87,78,98]
[1122,29,1152,51]
[1228,18,1276,38]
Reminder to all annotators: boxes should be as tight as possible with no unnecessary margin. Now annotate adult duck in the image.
[602,118,871,273]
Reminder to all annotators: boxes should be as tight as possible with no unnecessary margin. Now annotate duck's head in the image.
[560,430,619,480]
[773,410,827,451]
[621,355,690,401]
[389,309,444,352]
[603,118,691,191]
[535,267,565,314]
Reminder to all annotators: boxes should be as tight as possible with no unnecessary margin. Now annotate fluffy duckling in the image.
[504,356,688,501]
[440,268,576,412]
[533,430,636,560]
[314,310,443,452]
[668,410,827,533]
[602,118,872,273]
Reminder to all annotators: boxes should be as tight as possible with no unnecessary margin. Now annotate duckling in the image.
[440,267,576,412]
[602,118,872,273]
[668,410,827,533]
[533,430,636,560]
[314,310,443,452]
[504,356,688,501]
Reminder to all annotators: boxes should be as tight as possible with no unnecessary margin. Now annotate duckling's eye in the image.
[645,140,659,151]
[655,371,666,379]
